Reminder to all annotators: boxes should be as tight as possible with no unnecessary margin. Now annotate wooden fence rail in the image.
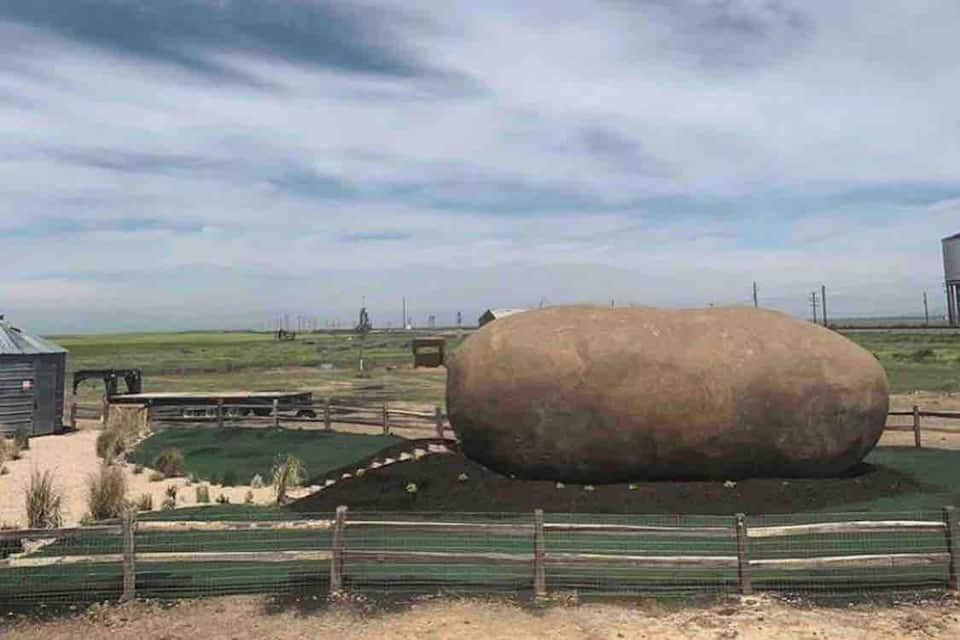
[139,400,451,439]
[2,506,958,600]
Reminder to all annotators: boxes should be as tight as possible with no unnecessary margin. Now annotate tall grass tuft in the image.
[13,426,30,451]
[96,430,125,461]
[272,454,307,505]
[153,448,184,477]
[86,463,127,521]
[25,469,63,529]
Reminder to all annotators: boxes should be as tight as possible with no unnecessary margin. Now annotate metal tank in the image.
[0,315,67,436]
[944,233,960,326]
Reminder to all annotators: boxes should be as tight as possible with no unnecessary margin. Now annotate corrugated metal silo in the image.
[0,315,67,437]
[944,233,960,326]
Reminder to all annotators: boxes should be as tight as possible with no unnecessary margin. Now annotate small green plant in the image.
[133,464,144,475]
[95,430,124,461]
[244,490,255,505]
[195,484,210,504]
[25,469,63,529]
[216,493,230,504]
[86,463,127,521]
[148,471,165,482]
[249,473,265,489]
[152,448,184,477]
[272,454,307,504]
[135,493,153,512]
[13,426,30,451]
[221,469,239,487]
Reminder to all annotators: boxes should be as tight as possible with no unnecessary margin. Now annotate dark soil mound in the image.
[291,448,930,515]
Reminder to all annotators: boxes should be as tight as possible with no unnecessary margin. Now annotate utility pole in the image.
[402,297,406,331]
[821,285,828,327]
[752,281,758,308]
[809,291,819,324]
[923,291,930,326]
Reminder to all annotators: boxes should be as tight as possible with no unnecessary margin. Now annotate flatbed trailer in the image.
[108,391,315,418]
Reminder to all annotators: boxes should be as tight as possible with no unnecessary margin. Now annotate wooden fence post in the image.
[217,399,225,429]
[330,505,348,594]
[735,513,752,595]
[121,508,137,602]
[324,398,332,431]
[533,508,547,600]
[913,405,922,448]
[435,406,444,440]
[382,403,390,435]
[945,506,959,590]
[101,396,109,426]
[273,398,280,430]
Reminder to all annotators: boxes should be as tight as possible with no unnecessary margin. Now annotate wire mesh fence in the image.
[1,506,957,610]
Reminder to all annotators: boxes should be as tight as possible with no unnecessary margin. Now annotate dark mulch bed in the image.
[291,443,943,515]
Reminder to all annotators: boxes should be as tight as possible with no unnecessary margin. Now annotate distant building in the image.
[0,315,67,436]
[478,308,528,327]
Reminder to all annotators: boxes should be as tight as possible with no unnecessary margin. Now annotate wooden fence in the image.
[886,406,960,448]
[2,507,958,601]
[73,400,451,439]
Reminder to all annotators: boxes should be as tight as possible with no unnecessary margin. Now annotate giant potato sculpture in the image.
[446,306,889,482]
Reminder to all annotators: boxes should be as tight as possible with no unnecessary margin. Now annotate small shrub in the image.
[161,486,177,510]
[272,454,307,505]
[25,469,63,529]
[249,474,265,489]
[221,469,239,487]
[152,448,184,477]
[86,463,127,521]
[135,493,153,512]
[244,490,255,505]
[148,471,165,482]
[133,464,144,475]
[216,493,230,504]
[13,426,30,451]
[195,484,210,504]
[96,430,124,461]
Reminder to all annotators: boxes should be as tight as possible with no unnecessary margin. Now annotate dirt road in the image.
[2,594,959,640]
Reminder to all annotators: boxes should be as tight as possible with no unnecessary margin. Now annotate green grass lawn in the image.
[129,428,401,485]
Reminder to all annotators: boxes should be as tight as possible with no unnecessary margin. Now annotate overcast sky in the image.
[2,1,959,333]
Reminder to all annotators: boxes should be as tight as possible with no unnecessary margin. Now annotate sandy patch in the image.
[0,427,305,528]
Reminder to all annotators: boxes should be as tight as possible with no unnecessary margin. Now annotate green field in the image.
[129,428,400,485]
[55,329,462,405]
[842,331,960,393]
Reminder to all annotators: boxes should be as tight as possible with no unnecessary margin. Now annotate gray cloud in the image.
[0,0,440,84]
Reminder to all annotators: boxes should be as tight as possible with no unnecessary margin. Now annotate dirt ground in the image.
[2,593,959,640]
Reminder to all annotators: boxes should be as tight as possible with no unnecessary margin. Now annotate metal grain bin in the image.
[0,316,67,436]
